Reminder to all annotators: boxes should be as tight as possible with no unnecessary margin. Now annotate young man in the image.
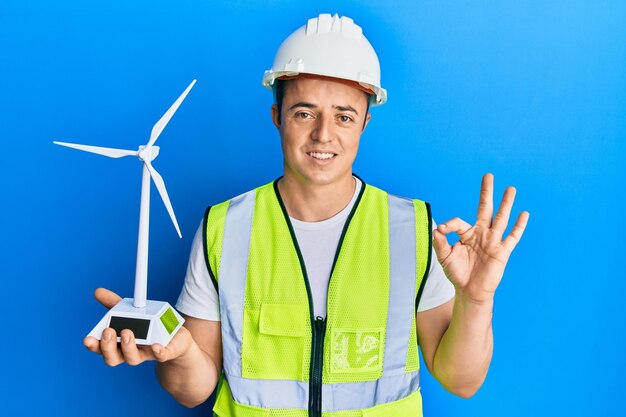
[85,14,528,416]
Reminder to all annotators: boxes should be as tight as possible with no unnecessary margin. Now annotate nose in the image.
[311,114,333,144]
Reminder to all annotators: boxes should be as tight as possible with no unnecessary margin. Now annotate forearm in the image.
[155,341,220,408]
[432,292,494,398]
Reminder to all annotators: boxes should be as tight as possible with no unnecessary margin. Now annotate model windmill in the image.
[54,80,196,345]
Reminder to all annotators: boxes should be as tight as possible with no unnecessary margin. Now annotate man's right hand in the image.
[83,288,194,367]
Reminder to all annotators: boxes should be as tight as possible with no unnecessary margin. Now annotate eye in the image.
[338,115,354,123]
[295,111,313,119]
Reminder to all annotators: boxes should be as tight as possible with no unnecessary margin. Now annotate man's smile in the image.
[307,151,336,161]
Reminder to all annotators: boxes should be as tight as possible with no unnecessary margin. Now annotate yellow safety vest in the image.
[203,178,432,417]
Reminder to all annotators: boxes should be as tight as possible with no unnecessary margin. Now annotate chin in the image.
[285,160,352,187]
[302,170,350,187]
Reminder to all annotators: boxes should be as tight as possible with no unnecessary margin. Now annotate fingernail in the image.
[439,224,447,230]
[103,332,111,342]
[122,334,130,344]
[153,347,161,355]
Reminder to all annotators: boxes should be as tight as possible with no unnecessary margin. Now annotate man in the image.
[85,14,528,416]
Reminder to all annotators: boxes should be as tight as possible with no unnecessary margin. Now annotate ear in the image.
[271,104,281,130]
[362,112,371,132]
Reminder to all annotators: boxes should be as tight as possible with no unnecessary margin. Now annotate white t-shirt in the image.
[176,178,455,321]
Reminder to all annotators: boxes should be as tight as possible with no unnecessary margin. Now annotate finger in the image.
[432,228,452,264]
[438,217,473,236]
[434,218,472,263]
[100,328,124,367]
[94,288,122,309]
[476,173,494,225]
[83,336,102,354]
[503,211,530,252]
[492,186,516,233]
[120,330,155,366]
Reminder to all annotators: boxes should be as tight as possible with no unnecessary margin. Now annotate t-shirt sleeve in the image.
[416,219,456,312]
[175,221,221,321]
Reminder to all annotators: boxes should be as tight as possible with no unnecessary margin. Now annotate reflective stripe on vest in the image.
[207,179,431,415]
[218,189,256,379]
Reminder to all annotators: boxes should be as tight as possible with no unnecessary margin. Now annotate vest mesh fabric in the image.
[207,200,230,280]
[325,185,389,384]
[242,184,312,381]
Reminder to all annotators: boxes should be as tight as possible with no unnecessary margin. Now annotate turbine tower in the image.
[55,80,196,345]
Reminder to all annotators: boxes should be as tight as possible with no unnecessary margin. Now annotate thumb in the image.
[432,228,452,263]
[151,343,172,362]
[94,287,122,309]
[151,326,193,363]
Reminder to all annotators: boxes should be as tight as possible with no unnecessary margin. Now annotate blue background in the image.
[1,1,624,416]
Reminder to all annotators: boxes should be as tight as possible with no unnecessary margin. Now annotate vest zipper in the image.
[310,316,326,417]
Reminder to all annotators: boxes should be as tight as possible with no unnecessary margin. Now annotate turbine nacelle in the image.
[138,145,159,162]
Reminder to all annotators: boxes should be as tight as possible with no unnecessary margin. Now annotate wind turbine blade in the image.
[144,161,182,238]
[146,79,196,147]
[53,141,138,158]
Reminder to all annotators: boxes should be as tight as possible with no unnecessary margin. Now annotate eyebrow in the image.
[287,102,317,112]
[334,105,359,115]
[287,102,359,116]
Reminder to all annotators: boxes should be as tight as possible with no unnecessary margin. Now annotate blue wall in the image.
[1,1,624,415]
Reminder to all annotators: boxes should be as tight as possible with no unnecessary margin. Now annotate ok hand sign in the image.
[433,174,529,303]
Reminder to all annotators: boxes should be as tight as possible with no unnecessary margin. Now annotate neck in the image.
[278,174,356,222]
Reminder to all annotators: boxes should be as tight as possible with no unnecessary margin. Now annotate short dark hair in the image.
[274,79,288,121]
[274,79,371,128]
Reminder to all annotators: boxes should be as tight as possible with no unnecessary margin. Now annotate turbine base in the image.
[88,298,184,346]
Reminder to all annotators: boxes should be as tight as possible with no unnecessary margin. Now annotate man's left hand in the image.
[432,173,529,303]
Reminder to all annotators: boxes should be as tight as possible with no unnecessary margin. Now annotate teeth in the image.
[309,152,334,160]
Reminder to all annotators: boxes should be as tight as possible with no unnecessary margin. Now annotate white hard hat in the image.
[262,13,387,106]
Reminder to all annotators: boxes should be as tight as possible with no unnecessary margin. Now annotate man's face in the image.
[272,77,371,187]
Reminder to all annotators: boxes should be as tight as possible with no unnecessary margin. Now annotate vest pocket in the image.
[242,303,309,380]
[259,304,306,337]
